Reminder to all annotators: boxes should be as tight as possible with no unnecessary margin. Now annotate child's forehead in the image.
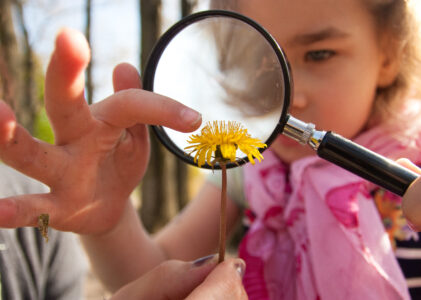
[235,0,377,43]
[235,0,373,26]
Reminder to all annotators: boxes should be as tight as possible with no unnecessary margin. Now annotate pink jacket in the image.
[240,101,421,299]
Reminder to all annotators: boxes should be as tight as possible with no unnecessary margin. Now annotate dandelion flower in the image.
[185,121,266,263]
[185,120,267,167]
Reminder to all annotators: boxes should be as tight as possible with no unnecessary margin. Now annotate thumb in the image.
[110,255,218,300]
[0,100,17,145]
[397,158,421,175]
[186,258,247,299]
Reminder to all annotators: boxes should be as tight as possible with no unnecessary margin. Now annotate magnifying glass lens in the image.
[148,13,290,168]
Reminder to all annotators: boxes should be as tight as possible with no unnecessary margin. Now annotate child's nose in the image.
[290,68,308,110]
[291,91,308,109]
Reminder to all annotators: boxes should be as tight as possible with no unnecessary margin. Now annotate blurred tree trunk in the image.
[139,0,169,232]
[181,0,196,17]
[84,0,94,104]
[139,0,200,232]
[0,0,38,133]
[175,0,197,210]
[0,0,20,110]
[14,0,38,133]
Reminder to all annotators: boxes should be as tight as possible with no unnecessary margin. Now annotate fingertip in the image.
[179,108,202,132]
[53,27,91,78]
[397,157,411,164]
[216,258,246,277]
[0,198,19,228]
[45,28,90,106]
[112,63,142,91]
[403,175,421,231]
[397,157,421,174]
[0,100,17,145]
[192,254,218,267]
[232,258,246,279]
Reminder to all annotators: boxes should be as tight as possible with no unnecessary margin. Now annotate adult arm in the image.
[81,181,241,292]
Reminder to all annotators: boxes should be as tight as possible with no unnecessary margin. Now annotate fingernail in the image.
[180,108,201,128]
[192,254,216,267]
[234,260,246,278]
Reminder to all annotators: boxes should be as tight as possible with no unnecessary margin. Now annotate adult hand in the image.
[397,158,421,231]
[111,257,248,300]
[0,28,201,234]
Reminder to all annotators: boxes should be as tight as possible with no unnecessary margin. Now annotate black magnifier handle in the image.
[283,115,419,196]
[318,132,418,196]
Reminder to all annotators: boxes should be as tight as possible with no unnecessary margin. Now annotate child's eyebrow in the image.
[288,27,350,46]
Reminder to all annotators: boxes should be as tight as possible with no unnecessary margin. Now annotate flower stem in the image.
[218,163,227,263]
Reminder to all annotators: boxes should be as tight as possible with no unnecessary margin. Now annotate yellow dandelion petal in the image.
[206,147,213,166]
[193,152,199,164]
[198,153,206,167]
[185,120,267,167]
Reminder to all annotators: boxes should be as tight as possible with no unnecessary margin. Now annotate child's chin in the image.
[276,134,301,147]
[271,140,315,164]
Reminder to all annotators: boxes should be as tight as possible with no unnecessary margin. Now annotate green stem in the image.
[218,163,227,263]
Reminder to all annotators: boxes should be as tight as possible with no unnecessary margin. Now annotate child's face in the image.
[238,0,392,163]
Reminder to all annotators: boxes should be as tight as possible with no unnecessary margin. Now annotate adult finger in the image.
[0,100,65,185]
[186,258,247,300]
[0,193,56,228]
[397,158,421,174]
[113,63,142,91]
[0,99,16,145]
[109,63,150,182]
[45,28,93,145]
[110,256,218,300]
[97,62,201,132]
[92,89,202,133]
[402,176,421,231]
[398,158,421,231]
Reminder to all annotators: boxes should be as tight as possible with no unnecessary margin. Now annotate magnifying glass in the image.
[142,10,418,196]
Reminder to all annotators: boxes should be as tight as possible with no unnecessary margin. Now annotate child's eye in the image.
[305,50,335,62]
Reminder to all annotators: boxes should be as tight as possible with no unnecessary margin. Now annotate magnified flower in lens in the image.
[185,120,267,167]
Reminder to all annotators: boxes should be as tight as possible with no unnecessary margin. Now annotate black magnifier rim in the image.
[143,9,292,169]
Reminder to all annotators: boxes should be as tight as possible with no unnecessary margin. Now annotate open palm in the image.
[0,28,201,234]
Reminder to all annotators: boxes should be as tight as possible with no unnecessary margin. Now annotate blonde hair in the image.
[363,0,421,121]
[210,0,421,122]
